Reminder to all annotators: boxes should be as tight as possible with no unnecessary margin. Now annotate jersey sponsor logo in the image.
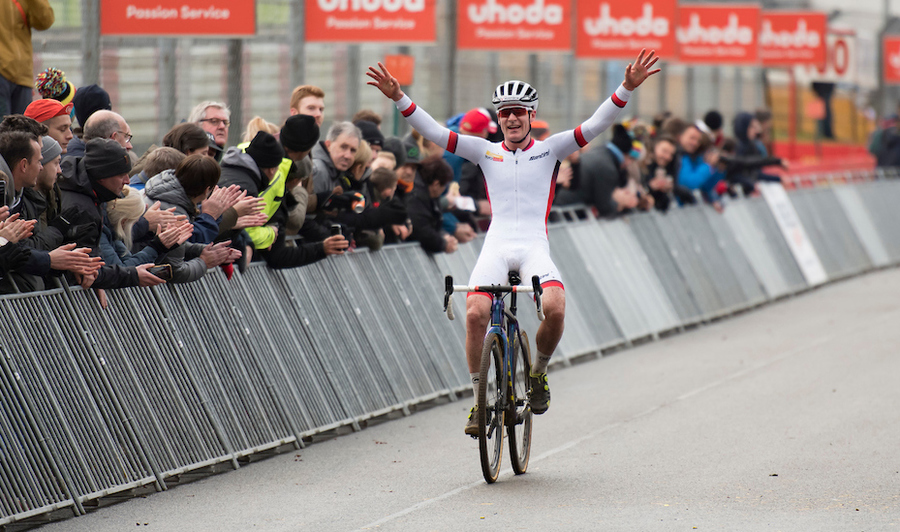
[485,150,504,162]
[528,150,551,161]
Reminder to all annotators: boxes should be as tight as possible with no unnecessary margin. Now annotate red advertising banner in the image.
[760,12,827,67]
[575,0,677,59]
[101,0,255,36]
[884,37,900,84]
[458,0,571,51]
[676,4,761,64]
[306,0,436,42]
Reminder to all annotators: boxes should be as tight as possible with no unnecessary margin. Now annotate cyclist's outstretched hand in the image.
[366,62,404,101]
[623,49,661,91]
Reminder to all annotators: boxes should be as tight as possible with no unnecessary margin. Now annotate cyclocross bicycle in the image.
[443,271,545,483]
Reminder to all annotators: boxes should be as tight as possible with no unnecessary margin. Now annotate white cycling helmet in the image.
[492,80,539,112]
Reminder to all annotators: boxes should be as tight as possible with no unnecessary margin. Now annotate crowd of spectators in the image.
[552,108,787,218]
[0,63,790,301]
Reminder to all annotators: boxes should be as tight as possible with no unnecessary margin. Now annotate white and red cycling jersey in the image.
[395,85,631,290]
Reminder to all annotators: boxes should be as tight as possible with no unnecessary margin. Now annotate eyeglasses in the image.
[199,118,230,127]
[498,107,529,119]
[116,131,133,143]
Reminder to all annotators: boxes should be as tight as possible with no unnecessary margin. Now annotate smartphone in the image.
[330,224,342,237]
[0,179,6,204]
[148,264,173,281]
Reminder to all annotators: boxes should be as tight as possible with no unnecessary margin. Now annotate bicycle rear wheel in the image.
[478,332,505,484]
[508,330,533,475]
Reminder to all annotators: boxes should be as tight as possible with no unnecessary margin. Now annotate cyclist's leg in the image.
[534,284,566,371]
[465,294,492,374]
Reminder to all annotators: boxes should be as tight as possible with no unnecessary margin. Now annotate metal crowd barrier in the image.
[3,179,900,528]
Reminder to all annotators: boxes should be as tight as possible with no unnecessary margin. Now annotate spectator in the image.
[406,155,457,254]
[145,153,240,244]
[129,147,186,189]
[189,101,230,153]
[697,110,724,148]
[354,120,384,155]
[641,135,695,213]
[531,119,550,141]
[79,110,134,155]
[755,109,775,158]
[385,138,419,200]
[162,122,210,156]
[142,157,240,281]
[312,121,360,201]
[280,113,320,223]
[241,116,279,144]
[68,84,112,156]
[58,138,165,288]
[577,124,640,217]
[34,67,74,104]
[0,114,46,209]
[0,0,54,118]
[676,123,723,211]
[370,167,411,245]
[731,112,785,194]
[371,150,396,171]
[289,85,325,126]
[24,99,74,153]
[352,109,381,127]
[102,186,187,269]
[20,136,64,250]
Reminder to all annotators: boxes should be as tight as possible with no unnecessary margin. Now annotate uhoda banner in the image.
[676,4,760,64]
[458,0,572,51]
[760,11,827,67]
[306,0,436,42]
[575,0,677,59]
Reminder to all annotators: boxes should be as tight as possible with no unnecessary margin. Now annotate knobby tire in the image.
[478,332,505,484]
[508,330,533,475]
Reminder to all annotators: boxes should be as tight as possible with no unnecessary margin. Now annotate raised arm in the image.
[367,63,487,163]
[547,49,661,159]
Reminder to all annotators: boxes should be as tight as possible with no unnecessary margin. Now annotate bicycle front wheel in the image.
[508,330,533,475]
[478,332,506,484]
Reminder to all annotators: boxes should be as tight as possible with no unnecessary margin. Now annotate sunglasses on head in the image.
[498,107,529,119]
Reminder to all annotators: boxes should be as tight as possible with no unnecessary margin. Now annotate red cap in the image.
[24,99,73,123]
[460,108,492,135]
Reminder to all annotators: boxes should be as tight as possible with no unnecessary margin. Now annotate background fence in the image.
[4,177,900,528]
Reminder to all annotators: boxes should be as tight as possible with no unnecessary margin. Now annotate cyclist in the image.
[368,50,660,434]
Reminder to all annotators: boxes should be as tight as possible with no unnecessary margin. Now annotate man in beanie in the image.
[576,123,642,218]
[58,138,166,289]
[24,99,74,153]
[0,0,54,119]
[353,120,384,154]
[67,84,112,157]
[280,113,321,223]
[19,136,64,251]
[220,130,348,269]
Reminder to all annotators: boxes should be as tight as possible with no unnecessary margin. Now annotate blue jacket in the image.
[677,153,722,204]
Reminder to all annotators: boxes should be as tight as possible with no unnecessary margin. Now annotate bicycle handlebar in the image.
[443,275,545,322]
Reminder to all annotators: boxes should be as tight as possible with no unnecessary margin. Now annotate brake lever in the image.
[532,275,544,321]
[444,275,455,320]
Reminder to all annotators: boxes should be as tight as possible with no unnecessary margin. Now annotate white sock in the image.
[532,350,552,375]
[470,372,480,405]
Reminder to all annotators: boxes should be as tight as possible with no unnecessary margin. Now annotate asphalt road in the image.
[38,269,900,531]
